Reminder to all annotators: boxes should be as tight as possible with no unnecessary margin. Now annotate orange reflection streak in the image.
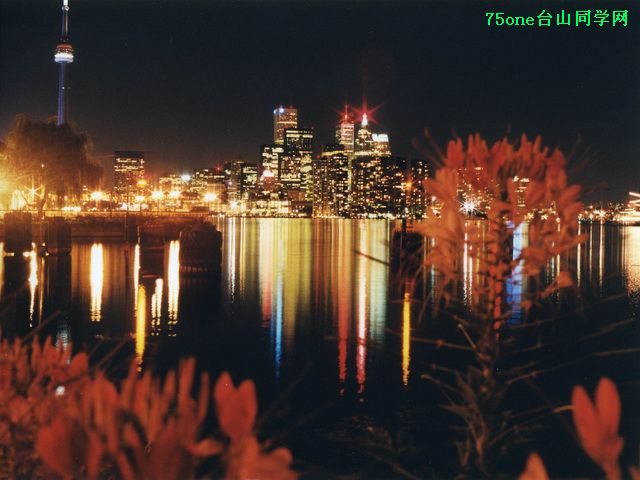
[167,240,180,323]
[588,225,594,282]
[133,244,140,308]
[0,243,4,296]
[260,220,273,322]
[135,284,146,370]
[599,224,605,289]
[151,278,163,335]
[227,218,237,299]
[624,226,640,293]
[462,232,471,305]
[28,248,38,326]
[577,222,582,286]
[402,289,411,386]
[239,218,246,297]
[336,222,352,392]
[356,227,367,397]
[90,243,103,322]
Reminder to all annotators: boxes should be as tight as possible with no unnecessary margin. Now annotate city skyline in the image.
[0,0,638,200]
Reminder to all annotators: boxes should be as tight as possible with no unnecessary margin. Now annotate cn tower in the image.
[53,0,74,125]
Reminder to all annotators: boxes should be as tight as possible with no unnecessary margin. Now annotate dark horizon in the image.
[1,0,638,200]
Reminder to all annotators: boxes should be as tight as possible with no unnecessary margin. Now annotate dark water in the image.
[0,219,638,476]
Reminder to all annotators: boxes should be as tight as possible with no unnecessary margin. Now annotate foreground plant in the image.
[416,134,585,475]
[520,377,636,480]
[0,335,295,479]
[36,360,296,479]
[0,336,88,478]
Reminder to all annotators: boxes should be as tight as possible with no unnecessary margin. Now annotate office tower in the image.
[407,158,430,218]
[224,159,245,202]
[114,151,145,201]
[335,106,355,153]
[240,163,258,199]
[53,0,74,125]
[260,144,285,180]
[191,168,215,194]
[273,106,298,144]
[355,114,374,157]
[284,127,314,200]
[313,144,350,217]
[158,173,185,194]
[192,167,227,203]
[381,156,407,216]
[278,151,301,191]
[350,155,407,217]
[372,133,391,158]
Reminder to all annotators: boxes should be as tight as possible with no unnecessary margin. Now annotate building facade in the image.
[114,151,145,201]
[284,128,314,200]
[273,106,298,144]
[313,143,350,217]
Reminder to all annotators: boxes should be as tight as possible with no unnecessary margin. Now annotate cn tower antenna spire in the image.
[54,0,74,125]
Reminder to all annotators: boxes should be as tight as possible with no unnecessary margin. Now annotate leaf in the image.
[519,452,549,480]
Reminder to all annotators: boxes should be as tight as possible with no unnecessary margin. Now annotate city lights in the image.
[461,199,477,215]
[90,191,104,201]
[151,190,163,200]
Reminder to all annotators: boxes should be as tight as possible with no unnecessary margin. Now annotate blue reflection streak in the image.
[507,223,526,325]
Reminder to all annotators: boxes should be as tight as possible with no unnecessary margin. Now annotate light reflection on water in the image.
[0,221,637,397]
[90,243,103,322]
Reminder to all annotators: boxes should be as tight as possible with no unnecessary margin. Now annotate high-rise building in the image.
[53,0,74,125]
[314,144,350,217]
[355,114,374,157]
[158,173,185,194]
[372,133,391,158]
[260,144,285,180]
[350,154,407,217]
[407,158,430,218]
[278,151,301,191]
[114,151,145,201]
[273,106,298,144]
[335,106,355,153]
[240,163,258,199]
[191,168,217,195]
[224,159,244,202]
[284,128,314,200]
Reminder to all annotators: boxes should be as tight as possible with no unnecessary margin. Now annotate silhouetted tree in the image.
[3,115,102,217]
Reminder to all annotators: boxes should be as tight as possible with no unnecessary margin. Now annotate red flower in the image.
[519,452,549,480]
[214,372,258,441]
[572,377,624,480]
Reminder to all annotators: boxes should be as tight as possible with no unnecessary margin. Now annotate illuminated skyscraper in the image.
[313,144,350,217]
[114,151,145,201]
[355,114,374,157]
[407,158,431,218]
[240,163,258,198]
[260,144,285,180]
[284,128,314,200]
[273,106,298,144]
[372,133,391,158]
[192,168,217,195]
[53,0,74,125]
[335,105,355,153]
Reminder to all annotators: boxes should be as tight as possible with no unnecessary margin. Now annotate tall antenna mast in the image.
[54,0,74,125]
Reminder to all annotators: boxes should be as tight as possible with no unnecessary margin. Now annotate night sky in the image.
[1,0,638,200]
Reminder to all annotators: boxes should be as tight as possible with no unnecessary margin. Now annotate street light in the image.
[90,190,104,211]
[204,192,217,213]
[151,190,163,214]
